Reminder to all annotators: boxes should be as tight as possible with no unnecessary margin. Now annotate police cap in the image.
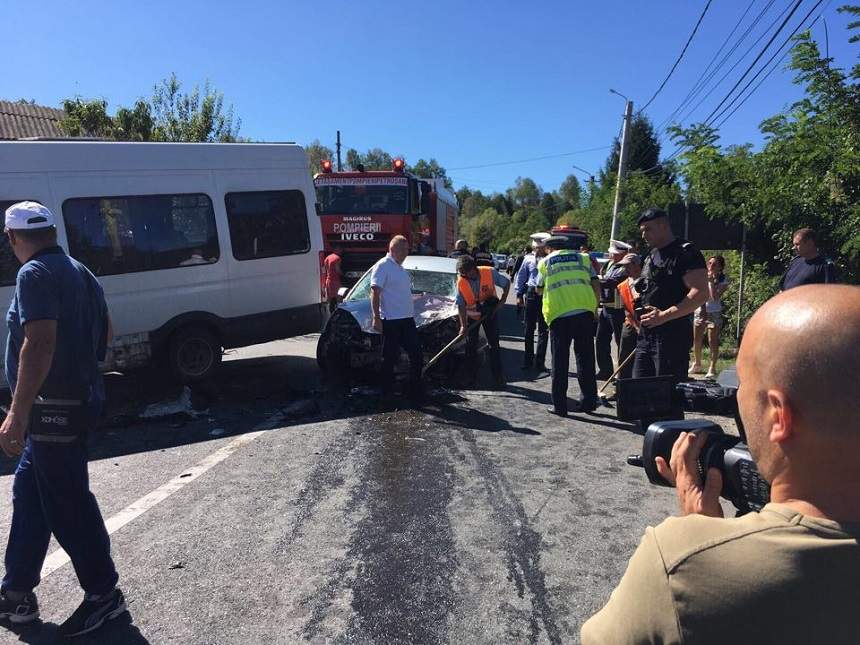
[637,208,669,225]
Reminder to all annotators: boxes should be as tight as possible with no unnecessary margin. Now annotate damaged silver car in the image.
[316,256,486,383]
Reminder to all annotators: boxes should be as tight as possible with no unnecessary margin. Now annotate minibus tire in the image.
[168,326,222,383]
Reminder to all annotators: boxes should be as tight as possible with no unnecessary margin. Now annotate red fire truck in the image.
[314,159,459,284]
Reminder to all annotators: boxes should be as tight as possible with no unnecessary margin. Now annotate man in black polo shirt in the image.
[779,228,838,291]
[634,208,708,384]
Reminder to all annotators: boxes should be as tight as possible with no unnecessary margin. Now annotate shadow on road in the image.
[0,611,149,644]
[0,302,538,475]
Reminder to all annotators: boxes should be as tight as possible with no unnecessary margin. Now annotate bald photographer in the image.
[582,285,860,645]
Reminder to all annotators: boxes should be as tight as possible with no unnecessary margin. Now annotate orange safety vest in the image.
[617,279,636,326]
[457,267,496,319]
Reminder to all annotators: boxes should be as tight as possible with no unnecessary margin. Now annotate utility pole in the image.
[610,99,633,241]
[336,130,342,171]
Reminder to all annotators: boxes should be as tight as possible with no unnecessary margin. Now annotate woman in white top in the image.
[690,255,729,379]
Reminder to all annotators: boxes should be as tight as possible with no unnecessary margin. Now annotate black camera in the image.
[598,277,620,304]
[627,419,771,514]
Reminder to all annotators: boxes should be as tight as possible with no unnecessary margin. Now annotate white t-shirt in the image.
[705,275,729,313]
[370,255,415,321]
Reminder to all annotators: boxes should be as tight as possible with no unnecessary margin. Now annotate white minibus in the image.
[0,141,325,382]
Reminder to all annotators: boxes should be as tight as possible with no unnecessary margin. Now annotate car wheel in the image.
[168,326,222,383]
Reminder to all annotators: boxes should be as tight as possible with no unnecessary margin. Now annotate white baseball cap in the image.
[4,201,55,231]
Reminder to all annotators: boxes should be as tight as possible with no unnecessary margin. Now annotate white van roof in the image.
[0,141,309,174]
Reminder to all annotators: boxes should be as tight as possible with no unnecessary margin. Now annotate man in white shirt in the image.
[370,235,422,402]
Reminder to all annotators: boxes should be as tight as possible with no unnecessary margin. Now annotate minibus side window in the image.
[62,193,219,276]
[224,190,310,261]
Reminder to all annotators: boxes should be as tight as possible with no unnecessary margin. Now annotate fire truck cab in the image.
[314,159,458,284]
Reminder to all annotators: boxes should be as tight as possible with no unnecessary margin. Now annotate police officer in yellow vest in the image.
[456,255,510,388]
[537,236,601,416]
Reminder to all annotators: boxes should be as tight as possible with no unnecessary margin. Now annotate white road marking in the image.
[40,413,286,579]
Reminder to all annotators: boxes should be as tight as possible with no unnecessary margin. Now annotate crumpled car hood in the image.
[338,294,458,333]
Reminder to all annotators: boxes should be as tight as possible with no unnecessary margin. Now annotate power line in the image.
[632,1,780,174]
[446,145,610,171]
[639,0,714,113]
[713,4,830,128]
[674,0,793,127]
[664,0,829,162]
[655,0,761,133]
[701,0,807,124]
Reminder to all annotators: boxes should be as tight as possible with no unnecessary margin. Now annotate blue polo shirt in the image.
[5,246,108,412]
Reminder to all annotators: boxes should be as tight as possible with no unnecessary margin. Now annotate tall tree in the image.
[345,147,396,170]
[603,114,661,176]
[113,100,154,141]
[59,98,115,138]
[150,74,241,142]
[558,174,582,210]
[507,177,542,210]
[305,139,334,175]
[409,158,453,189]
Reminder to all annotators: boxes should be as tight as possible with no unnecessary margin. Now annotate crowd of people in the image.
[0,198,854,642]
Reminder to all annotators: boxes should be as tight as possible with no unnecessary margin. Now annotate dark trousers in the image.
[466,312,503,384]
[632,321,693,382]
[618,323,638,380]
[3,436,117,595]
[596,306,625,376]
[523,292,548,367]
[550,312,598,413]
[633,321,692,418]
[381,318,423,396]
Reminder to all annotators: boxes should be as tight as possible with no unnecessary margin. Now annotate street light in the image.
[608,89,634,241]
[571,164,595,183]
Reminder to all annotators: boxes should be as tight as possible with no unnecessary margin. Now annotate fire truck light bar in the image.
[321,159,333,173]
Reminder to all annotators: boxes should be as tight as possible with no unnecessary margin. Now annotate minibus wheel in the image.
[168,326,222,382]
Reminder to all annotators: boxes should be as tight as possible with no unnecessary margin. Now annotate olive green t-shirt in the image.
[581,504,860,645]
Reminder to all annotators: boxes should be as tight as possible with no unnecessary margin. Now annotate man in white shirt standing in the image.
[370,235,422,402]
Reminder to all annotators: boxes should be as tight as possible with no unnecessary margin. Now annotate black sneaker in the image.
[58,588,127,638]
[0,590,38,624]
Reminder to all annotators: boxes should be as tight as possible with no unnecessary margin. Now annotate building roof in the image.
[0,100,66,140]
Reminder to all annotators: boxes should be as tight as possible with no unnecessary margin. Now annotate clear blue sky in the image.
[4,0,856,194]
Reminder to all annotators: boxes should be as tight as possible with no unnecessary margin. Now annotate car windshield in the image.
[315,184,409,215]
[345,268,456,302]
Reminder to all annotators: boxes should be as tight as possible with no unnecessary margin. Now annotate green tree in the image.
[345,147,396,170]
[305,139,334,175]
[113,100,154,141]
[151,74,241,142]
[461,207,504,249]
[409,158,453,189]
[60,98,115,138]
[507,177,542,210]
[558,174,583,210]
[603,114,662,176]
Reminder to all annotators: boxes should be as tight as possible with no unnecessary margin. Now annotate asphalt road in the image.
[0,297,737,644]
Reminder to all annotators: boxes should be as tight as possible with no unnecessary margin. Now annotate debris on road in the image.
[350,386,381,396]
[168,561,185,570]
[282,399,320,419]
[140,387,204,421]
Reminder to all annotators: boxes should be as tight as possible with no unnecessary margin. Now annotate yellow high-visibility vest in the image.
[538,250,597,325]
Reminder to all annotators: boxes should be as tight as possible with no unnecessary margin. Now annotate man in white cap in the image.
[0,202,126,637]
[595,240,631,380]
[515,232,551,371]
